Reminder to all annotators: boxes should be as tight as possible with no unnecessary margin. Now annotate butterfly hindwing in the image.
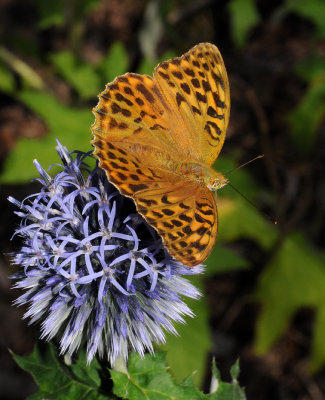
[94,136,218,266]
[93,137,175,197]
[135,184,218,266]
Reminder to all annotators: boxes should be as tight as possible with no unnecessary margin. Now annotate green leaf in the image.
[111,352,207,399]
[211,359,221,381]
[218,196,278,250]
[137,57,160,76]
[0,90,93,183]
[209,360,246,400]
[230,360,240,381]
[33,0,65,29]
[228,0,260,48]
[288,71,325,154]
[158,276,211,387]
[254,233,325,371]
[181,375,196,388]
[0,62,15,93]
[209,383,246,400]
[295,53,325,82]
[137,50,177,76]
[11,344,111,400]
[34,0,99,30]
[100,42,128,83]
[50,51,101,99]
[206,244,249,274]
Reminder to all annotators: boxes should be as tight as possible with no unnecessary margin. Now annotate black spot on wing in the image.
[184,68,195,77]
[207,106,224,119]
[172,70,183,80]
[180,83,191,94]
[191,78,200,88]
[176,92,186,107]
[115,93,133,106]
[161,195,172,204]
[129,183,149,192]
[136,84,155,103]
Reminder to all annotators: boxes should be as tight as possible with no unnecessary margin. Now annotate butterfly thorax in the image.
[179,162,228,192]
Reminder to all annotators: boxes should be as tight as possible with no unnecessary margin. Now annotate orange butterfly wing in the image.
[154,42,230,166]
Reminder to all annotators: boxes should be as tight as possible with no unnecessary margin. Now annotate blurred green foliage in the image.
[289,54,325,155]
[228,0,260,49]
[283,0,325,39]
[0,41,129,183]
[50,51,101,99]
[99,42,129,83]
[34,0,99,30]
[254,233,325,372]
[1,90,93,182]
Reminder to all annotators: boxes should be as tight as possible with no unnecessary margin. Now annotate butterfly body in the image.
[91,43,230,267]
[175,162,228,190]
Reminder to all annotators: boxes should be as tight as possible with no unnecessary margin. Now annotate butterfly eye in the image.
[208,175,228,191]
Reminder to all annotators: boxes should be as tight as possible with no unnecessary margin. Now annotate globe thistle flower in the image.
[9,141,203,364]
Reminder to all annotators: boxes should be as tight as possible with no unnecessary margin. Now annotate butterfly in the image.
[91,42,230,267]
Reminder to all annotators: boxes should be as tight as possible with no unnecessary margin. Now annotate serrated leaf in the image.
[228,0,260,48]
[230,360,240,381]
[254,233,325,371]
[158,276,211,387]
[11,344,111,400]
[0,90,93,183]
[100,42,128,83]
[209,360,246,400]
[209,383,246,400]
[111,352,207,400]
[50,51,101,99]
[211,359,221,381]
[181,374,196,387]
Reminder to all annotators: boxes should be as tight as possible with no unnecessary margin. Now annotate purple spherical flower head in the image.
[9,141,203,364]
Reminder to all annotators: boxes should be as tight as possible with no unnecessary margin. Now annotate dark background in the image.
[0,0,325,399]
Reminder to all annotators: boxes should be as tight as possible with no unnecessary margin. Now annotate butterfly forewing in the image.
[91,42,229,266]
[154,42,230,166]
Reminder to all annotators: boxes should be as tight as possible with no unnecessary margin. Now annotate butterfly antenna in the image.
[227,182,278,225]
[224,155,264,176]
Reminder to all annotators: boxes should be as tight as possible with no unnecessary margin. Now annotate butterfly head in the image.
[207,171,228,191]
